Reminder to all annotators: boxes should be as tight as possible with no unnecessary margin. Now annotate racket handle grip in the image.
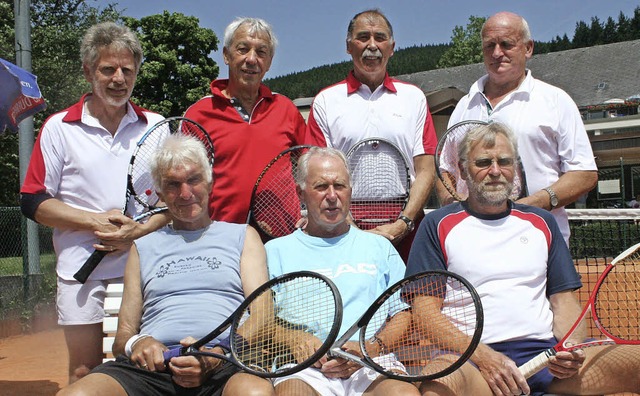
[163,347,183,362]
[73,250,108,283]
[518,348,555,379]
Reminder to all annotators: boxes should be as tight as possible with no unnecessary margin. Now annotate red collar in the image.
[61,93,149,123]
[346,71,397,94]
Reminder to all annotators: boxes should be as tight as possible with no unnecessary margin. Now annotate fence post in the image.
[15,0,41,302]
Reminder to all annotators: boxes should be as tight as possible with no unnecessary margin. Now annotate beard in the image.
[466,174,514,207]
[92,81,133,108]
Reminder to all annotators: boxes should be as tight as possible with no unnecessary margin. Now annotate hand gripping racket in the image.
[163,270,343,378]
[345,138,411,231]
[436,120,528,202]
[328,270,483,381]
[248,145,312,240]
[73,117,214,283]
[518,242,640,378]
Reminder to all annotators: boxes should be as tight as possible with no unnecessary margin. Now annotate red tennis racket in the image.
[518,242,640,378]
[248,145,312,240]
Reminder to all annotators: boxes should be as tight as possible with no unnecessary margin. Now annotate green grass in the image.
[0,253,56,276]
[0,253,57,324]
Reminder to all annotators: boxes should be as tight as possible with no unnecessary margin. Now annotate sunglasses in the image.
[473,157,515,169]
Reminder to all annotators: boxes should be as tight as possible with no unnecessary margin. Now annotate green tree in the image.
[436,16,486,68]
[549,34,571,52]
[124,12,218,116]
[617,11,632,41]
[588,16,604,45]
[631,6,640,39]
[0,0,120,206]
[602,17,618,44]
[573,21,591,48]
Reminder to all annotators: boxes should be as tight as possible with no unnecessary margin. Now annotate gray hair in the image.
[80,22,143,72]
[223,17,278,56]
[482,12,532,43]
[296,146,350,189]
[151,134,213,193]
[458,122,518,166]
[347,8,394,43]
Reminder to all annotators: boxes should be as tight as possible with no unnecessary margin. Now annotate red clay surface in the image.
[0,327,638,396]
[0,327,67,396]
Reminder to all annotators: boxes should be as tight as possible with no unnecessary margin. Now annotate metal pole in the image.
[620,157,625,205]
[15,0,41,300]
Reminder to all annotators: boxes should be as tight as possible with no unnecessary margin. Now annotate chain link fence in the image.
[0,207,56,324]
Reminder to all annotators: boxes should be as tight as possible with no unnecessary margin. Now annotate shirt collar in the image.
[61,93,148,123]
[471,69,533,99]
[210,79,275,101]
[346,70,397,94]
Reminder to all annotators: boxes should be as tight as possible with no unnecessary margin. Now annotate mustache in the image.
[362,49,382,59]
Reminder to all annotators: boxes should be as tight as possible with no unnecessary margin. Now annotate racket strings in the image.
[129,126,167,210]
[175,120,215,166]
[231,275,339,375]
[128,118,215,213]
[361,274,480,379]
[347,141,409,230]
[595,249,640,340]
[252,149,307,238]
[436,121,525,201]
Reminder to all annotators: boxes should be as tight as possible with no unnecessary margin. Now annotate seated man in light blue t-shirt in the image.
[266,146,420,396]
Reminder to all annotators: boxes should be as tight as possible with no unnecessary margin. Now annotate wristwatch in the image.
[398,215,415,232]
[544,187,559,209]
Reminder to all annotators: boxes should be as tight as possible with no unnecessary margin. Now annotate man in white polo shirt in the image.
[20,22,165,383]
[305,8,438,263]
[441,11,598,245]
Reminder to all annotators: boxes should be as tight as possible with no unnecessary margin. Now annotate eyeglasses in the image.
[473,157,515,169]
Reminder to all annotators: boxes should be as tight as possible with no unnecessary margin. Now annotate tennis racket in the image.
[345,138,411,231]
[163,270,343,378]
[436,120,528,202]
[248,145,312,240]
[73,117,214,283]
[328,270,483,381]
[518,242,640,378]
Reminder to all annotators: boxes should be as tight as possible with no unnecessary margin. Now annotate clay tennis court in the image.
[1,327,639,396]
[0,327,67,396]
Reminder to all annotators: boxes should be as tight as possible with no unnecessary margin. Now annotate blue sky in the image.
[92,0,639,79]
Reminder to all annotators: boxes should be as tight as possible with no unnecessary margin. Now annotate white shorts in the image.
[56,276,123,325]
[272,354,407,396]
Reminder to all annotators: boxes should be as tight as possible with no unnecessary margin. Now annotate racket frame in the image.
[329,269,484,382]
[248,145,313,239]
[518,242,640,378]
[164,270,343,378]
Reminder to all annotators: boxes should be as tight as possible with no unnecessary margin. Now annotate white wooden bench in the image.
[103,282,123,362]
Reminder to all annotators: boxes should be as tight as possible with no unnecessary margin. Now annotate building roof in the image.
[396,39,640,109]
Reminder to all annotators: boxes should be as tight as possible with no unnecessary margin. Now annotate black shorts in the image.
[92,355,239,396]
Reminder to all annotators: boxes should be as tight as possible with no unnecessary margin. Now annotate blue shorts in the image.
[489,338,557,396]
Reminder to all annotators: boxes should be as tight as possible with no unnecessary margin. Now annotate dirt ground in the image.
[0,327,639,396]
[0,327,67,396]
